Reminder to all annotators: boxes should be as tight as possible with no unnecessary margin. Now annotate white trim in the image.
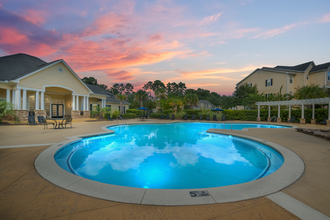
[41,91,45,110]
[15,88,21,110]
[6,89,10,103]
[16,86,43,92]
[43,85,75,94]
[256,97,330,105]
[35,91,39,110]
[22,89,27,110]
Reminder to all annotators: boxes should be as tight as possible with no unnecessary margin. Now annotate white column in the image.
[268,105,270,118]
[257,104,260,117]
[12,90,15,107]
[22,89,27,110]
[289,105,291,119]
[72,95,76,110]
[35,91,39,110]
[15,88,21,110]
[278,104,280,118]
[86,97,89,111]
[301,103,304,119]
[40,91,45,110]
[103,99,106,108]
[312,104,315,119]
[6,89,11,103]
[81,96,85,111]
[76,95,79,111]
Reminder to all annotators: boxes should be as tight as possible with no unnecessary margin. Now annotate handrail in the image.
[117,115,128,125]
[267,116,276,123]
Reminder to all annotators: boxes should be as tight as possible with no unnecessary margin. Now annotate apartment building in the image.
[236,61,330,96]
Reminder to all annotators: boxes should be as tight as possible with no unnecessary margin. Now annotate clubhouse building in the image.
[0,53,129,121]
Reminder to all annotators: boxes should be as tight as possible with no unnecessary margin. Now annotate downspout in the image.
[286,73,289,94]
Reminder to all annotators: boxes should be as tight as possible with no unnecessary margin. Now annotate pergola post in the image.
[257,104,261,122]
[288,105,291,122]
[300,103,305,124]
[277,104,281,122]
[311,104,316,124]
[267,105,271,122]
[327,101,330,126]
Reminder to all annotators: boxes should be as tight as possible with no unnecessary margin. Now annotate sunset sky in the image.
[0,0,329,95]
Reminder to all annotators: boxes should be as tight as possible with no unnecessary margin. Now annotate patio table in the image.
[49,118,66,129]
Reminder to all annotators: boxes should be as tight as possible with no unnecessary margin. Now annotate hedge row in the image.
[223,109,328,123]
[126,109,143,116]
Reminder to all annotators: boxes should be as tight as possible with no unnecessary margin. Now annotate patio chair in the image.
[288,117,295,123]
[171,114,175,120]
[191,114,196,120]
[206,115,210,120]
[159,115,165,119]
[320,117,328,125]
[221,115,226,121]
[107,115,113,121]
[165,114,169,119]
[183,114,188,120]
[63,117,72,128]
[37,116,54,130]
[198,114,203,120]
[28,116,38,125]
[213,115,217,121]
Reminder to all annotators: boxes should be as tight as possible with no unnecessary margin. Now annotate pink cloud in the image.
[199,12,222,25]
[21,9,47,25]
[251,24,297,39]
[320,14,330,22]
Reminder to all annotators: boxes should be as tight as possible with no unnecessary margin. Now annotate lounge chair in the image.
[171,114,175,120]
[221,115,226,121]
[288,117,295,123]
[159,115,165,119]
[28,116,38,125]
[63,117,72,128]
[320,117,328,125]
[183,114,188,120]
[107,115,113,121]
[213,115,217,121]
[37,116,53,129]
[165,114,169,119]
[206,115,210,120]
[191,114,196,120]
[198,114,203,120]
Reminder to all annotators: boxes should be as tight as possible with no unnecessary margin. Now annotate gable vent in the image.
[58,67,63,72]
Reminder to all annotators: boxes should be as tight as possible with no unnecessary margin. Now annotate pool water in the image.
[55,123,285,189]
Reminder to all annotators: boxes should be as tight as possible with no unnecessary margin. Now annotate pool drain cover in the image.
[190,191,210,197]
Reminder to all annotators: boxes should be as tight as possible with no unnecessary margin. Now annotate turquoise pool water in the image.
[55,123,285,189]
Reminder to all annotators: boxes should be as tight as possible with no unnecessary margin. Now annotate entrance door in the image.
[52,104,64,118]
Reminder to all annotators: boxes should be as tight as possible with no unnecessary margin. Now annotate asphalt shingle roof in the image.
[310,62,330,73]
[0,53,56,81]
[274,61,314,72]
[85,84,129,104]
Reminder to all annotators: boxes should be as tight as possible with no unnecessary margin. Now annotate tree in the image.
[81,77,97,85]
[0,100,19,123]
[110,83,125,95]
[143,81,154,97]
[124,83,134,95]
[115,93,127,114]
[155,88,167,112]
[135,90,148,107]
[294,84,328,99]
[98,84,108,90]
[233,83,258,107]
[184,93,199,109]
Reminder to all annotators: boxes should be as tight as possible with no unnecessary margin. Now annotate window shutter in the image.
[271,79,273,86]
[265,80,267,87]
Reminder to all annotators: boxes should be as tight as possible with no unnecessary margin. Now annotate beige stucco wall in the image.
[0,88,6,99]
[18,62,90,95]
[89,97,129,113]
[238,70,290,95]
[309,71,326,87]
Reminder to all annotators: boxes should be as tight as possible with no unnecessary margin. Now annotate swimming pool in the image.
[55,123,285,189]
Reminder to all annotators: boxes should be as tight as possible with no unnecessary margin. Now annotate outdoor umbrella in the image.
[211,108,224,111]
[137,107,148,116]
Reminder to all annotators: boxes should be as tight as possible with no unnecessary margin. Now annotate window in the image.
[265,79,273,87]
[123,106,126,114]
[306,74,309,80]
[248,83,252,87]
[328,71,330,81]
[265,93,272,98]
[289,75,293,84]
[106,105,111,108]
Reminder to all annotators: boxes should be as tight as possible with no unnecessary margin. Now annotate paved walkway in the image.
[0,120,329,220]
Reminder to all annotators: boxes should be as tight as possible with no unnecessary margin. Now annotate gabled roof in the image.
[274,61,314,72]
[85,84,129,104]
[310,62,330,73]
[0,53,55,81]
[197,100,216,109]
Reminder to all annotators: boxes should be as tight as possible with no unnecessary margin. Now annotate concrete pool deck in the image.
[0,119,330,219]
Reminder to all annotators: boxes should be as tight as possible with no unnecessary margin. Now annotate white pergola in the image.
[256,97,330,124]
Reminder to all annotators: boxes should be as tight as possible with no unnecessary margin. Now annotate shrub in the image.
[111,110,120,119]
[126,109,143,116]
[122,113,137,119]
[149,113,163,118]
[175,111,186,119]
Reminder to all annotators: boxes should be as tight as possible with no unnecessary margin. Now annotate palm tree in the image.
[115,93,127,114]
[295,84,327,99]
[134,90,148,107]
[0,100,19,123]
[183,93,199,109]
[155,88,167,112]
